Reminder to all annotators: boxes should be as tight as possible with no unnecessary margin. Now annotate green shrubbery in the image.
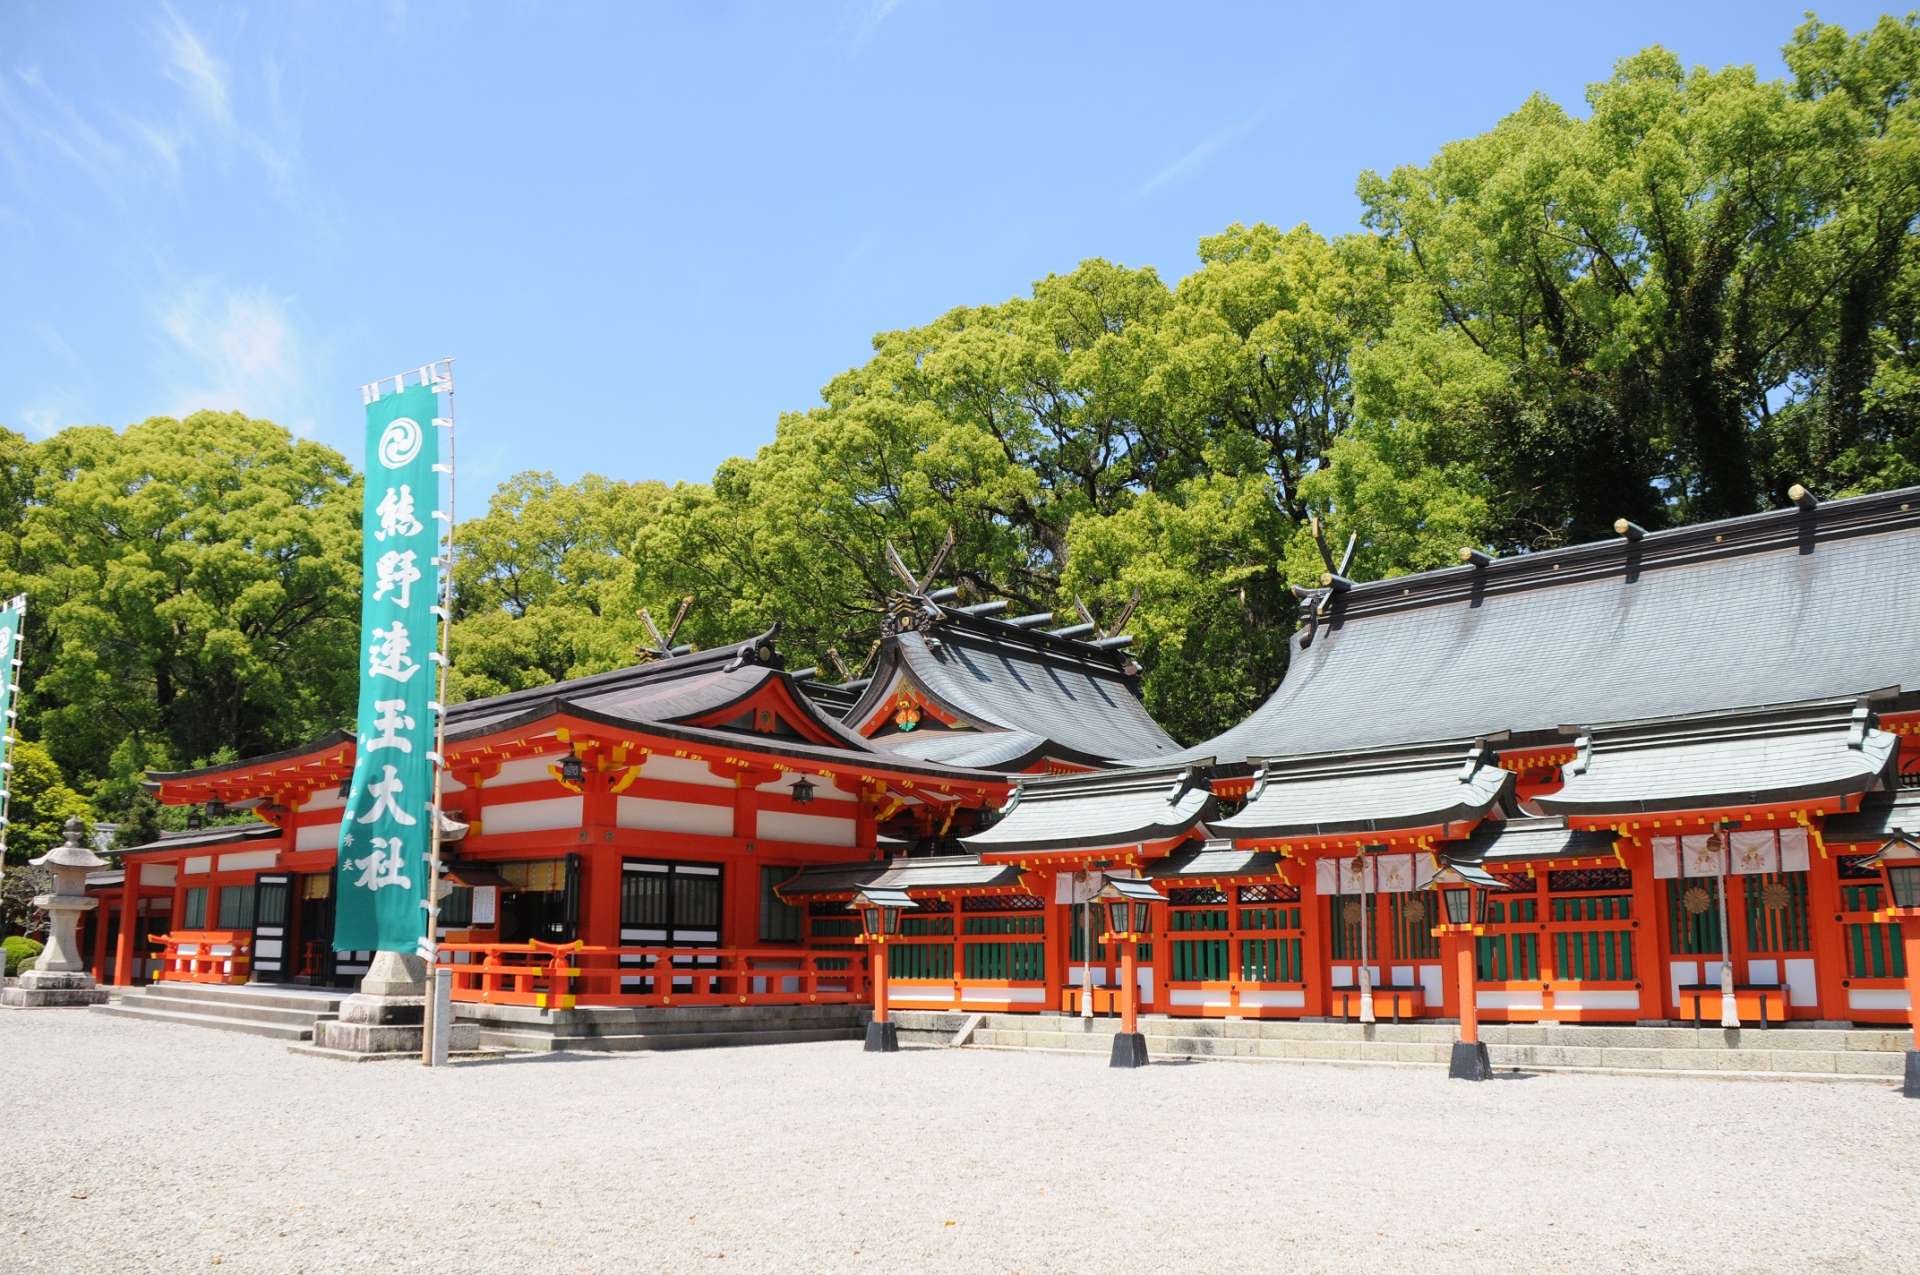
[2,935,43,975]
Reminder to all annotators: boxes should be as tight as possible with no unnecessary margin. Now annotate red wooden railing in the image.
[437,941,870,1011]
[150,930,253,985]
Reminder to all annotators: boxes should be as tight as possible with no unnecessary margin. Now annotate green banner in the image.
[0,594,24,853]
[335,382,443,954]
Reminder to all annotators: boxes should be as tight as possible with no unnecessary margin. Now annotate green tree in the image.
[3,739,92,865]
[14,412,360,788]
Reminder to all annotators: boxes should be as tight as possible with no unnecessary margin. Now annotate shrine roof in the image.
[867,728,1056,772]
[1212,740,1513,840]
[847,612,1181,767]
[1824,788,1920,846]
[775,854,1026,899]
[1444,815,1618,864]
[1535,698,1899,817]
[1165,485,1920,767]
[115,821,280,857]
[1144,844,1286,880]
[960,762,1214,855]
[148,627,1009,793]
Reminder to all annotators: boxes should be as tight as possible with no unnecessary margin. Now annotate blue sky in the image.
[0,1,1895,510]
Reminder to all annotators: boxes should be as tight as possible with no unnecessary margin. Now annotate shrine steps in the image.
[92,982,345,1042]
[455,1002,866,1053]
[892,1011,1911,1082]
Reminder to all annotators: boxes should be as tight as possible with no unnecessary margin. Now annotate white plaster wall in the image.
[1551,991,1641,1011]
[138,864,176,887]
[485,796,584,834]
[640,754,735,788]
[217,850,278,872]
[757,810,855,847]
[296,820,341,851]
[616,797,732,836]
[183,855,212,876]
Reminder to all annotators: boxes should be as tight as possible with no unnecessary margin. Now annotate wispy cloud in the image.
[1138,104,1271,197]
[839,0,906,57]
[158,3,231,124]
[158,282,314,432]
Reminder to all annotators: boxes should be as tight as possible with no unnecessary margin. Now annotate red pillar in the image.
[871,941,890,1024]
[1806,847,1849,1021]
[1119,942,1138,1034]
[1902,919,1920,1051]
[1298,858,1328,1018]
[1449,932,1479,1044]
[112,867,139,985]
[90,898,111,982]
[1624,835,1668,1020]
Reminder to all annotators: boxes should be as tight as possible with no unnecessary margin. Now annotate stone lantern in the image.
[2,816,111,1008]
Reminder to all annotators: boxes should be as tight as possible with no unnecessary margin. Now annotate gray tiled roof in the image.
[117,821,280,857]
[1214,742,1513,839]
[961,762,1215,854]
[1145,845,1286,879]
[850,623,1181,767]
[870,728,1054,770]
[1446,816,1618,864]
[1824,789,1920,846]
[1537,698,1898,816]
[775,855,1026,898]
[1162,487,1920,766]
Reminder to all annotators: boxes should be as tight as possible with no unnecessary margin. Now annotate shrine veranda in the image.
[77,484,1920,1042]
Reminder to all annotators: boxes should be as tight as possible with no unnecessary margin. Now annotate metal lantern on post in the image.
[1854,828,1920,1098]
[850,886,916,1053]
[1092,874,1165,1069]
[1424,859,1507,1081]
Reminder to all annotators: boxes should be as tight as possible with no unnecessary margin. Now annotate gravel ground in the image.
[4,1012,1918,1275]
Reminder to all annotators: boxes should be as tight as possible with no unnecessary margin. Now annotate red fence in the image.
[150,930,253,985]
[438,941,869,1011]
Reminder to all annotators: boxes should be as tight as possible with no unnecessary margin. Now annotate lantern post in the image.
[1854,829,1920,1098]
[1093,874,1165,1069]
[850,886,916,1053]
[1423,859,1507,1081]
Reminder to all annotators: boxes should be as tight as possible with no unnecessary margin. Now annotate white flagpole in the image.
[0,595,25,877]
[422,359,456,1067]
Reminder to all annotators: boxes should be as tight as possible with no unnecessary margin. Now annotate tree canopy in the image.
[0,13,1914,808]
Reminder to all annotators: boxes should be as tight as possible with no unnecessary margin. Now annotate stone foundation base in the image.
[1905,1049,1919,1099]
[1,969,110,1009]
[1448,1040,1493,1080]
[309,993,477,1055]
[1109,1030,1150,1068]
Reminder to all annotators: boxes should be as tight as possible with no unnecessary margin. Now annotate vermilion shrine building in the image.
[88,485,1920,1042]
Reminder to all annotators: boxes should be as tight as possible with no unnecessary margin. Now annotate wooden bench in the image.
[1678,982,1789,1028]
[1331,985,1425,1023]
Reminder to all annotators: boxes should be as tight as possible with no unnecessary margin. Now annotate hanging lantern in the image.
[1857,830,1920,912]
[1092,874,1164,938]
[1422,860,1507,930]
[559,751,586,785]
[790,776,817,806]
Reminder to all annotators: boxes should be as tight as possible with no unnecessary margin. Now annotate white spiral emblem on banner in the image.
[378,417,423,470]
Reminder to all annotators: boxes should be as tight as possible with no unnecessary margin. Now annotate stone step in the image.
[111,990,338,1028]
[93,1003,315,1041]
[141,982,347,1013]
[962,1024,1906,1077]
[475,1025,863,1054]
[923,1012,1909,1053]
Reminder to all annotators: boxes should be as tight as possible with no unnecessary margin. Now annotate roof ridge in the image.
[1315,484,1920,629]
[446,625,782,725]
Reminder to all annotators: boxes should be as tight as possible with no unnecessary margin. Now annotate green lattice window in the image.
[1742,873,1810,954]
[1842,883,1908,978]
[1666,877,1724,954]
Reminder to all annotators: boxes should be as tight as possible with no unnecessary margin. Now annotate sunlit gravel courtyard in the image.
[4,1010,1917,1274]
